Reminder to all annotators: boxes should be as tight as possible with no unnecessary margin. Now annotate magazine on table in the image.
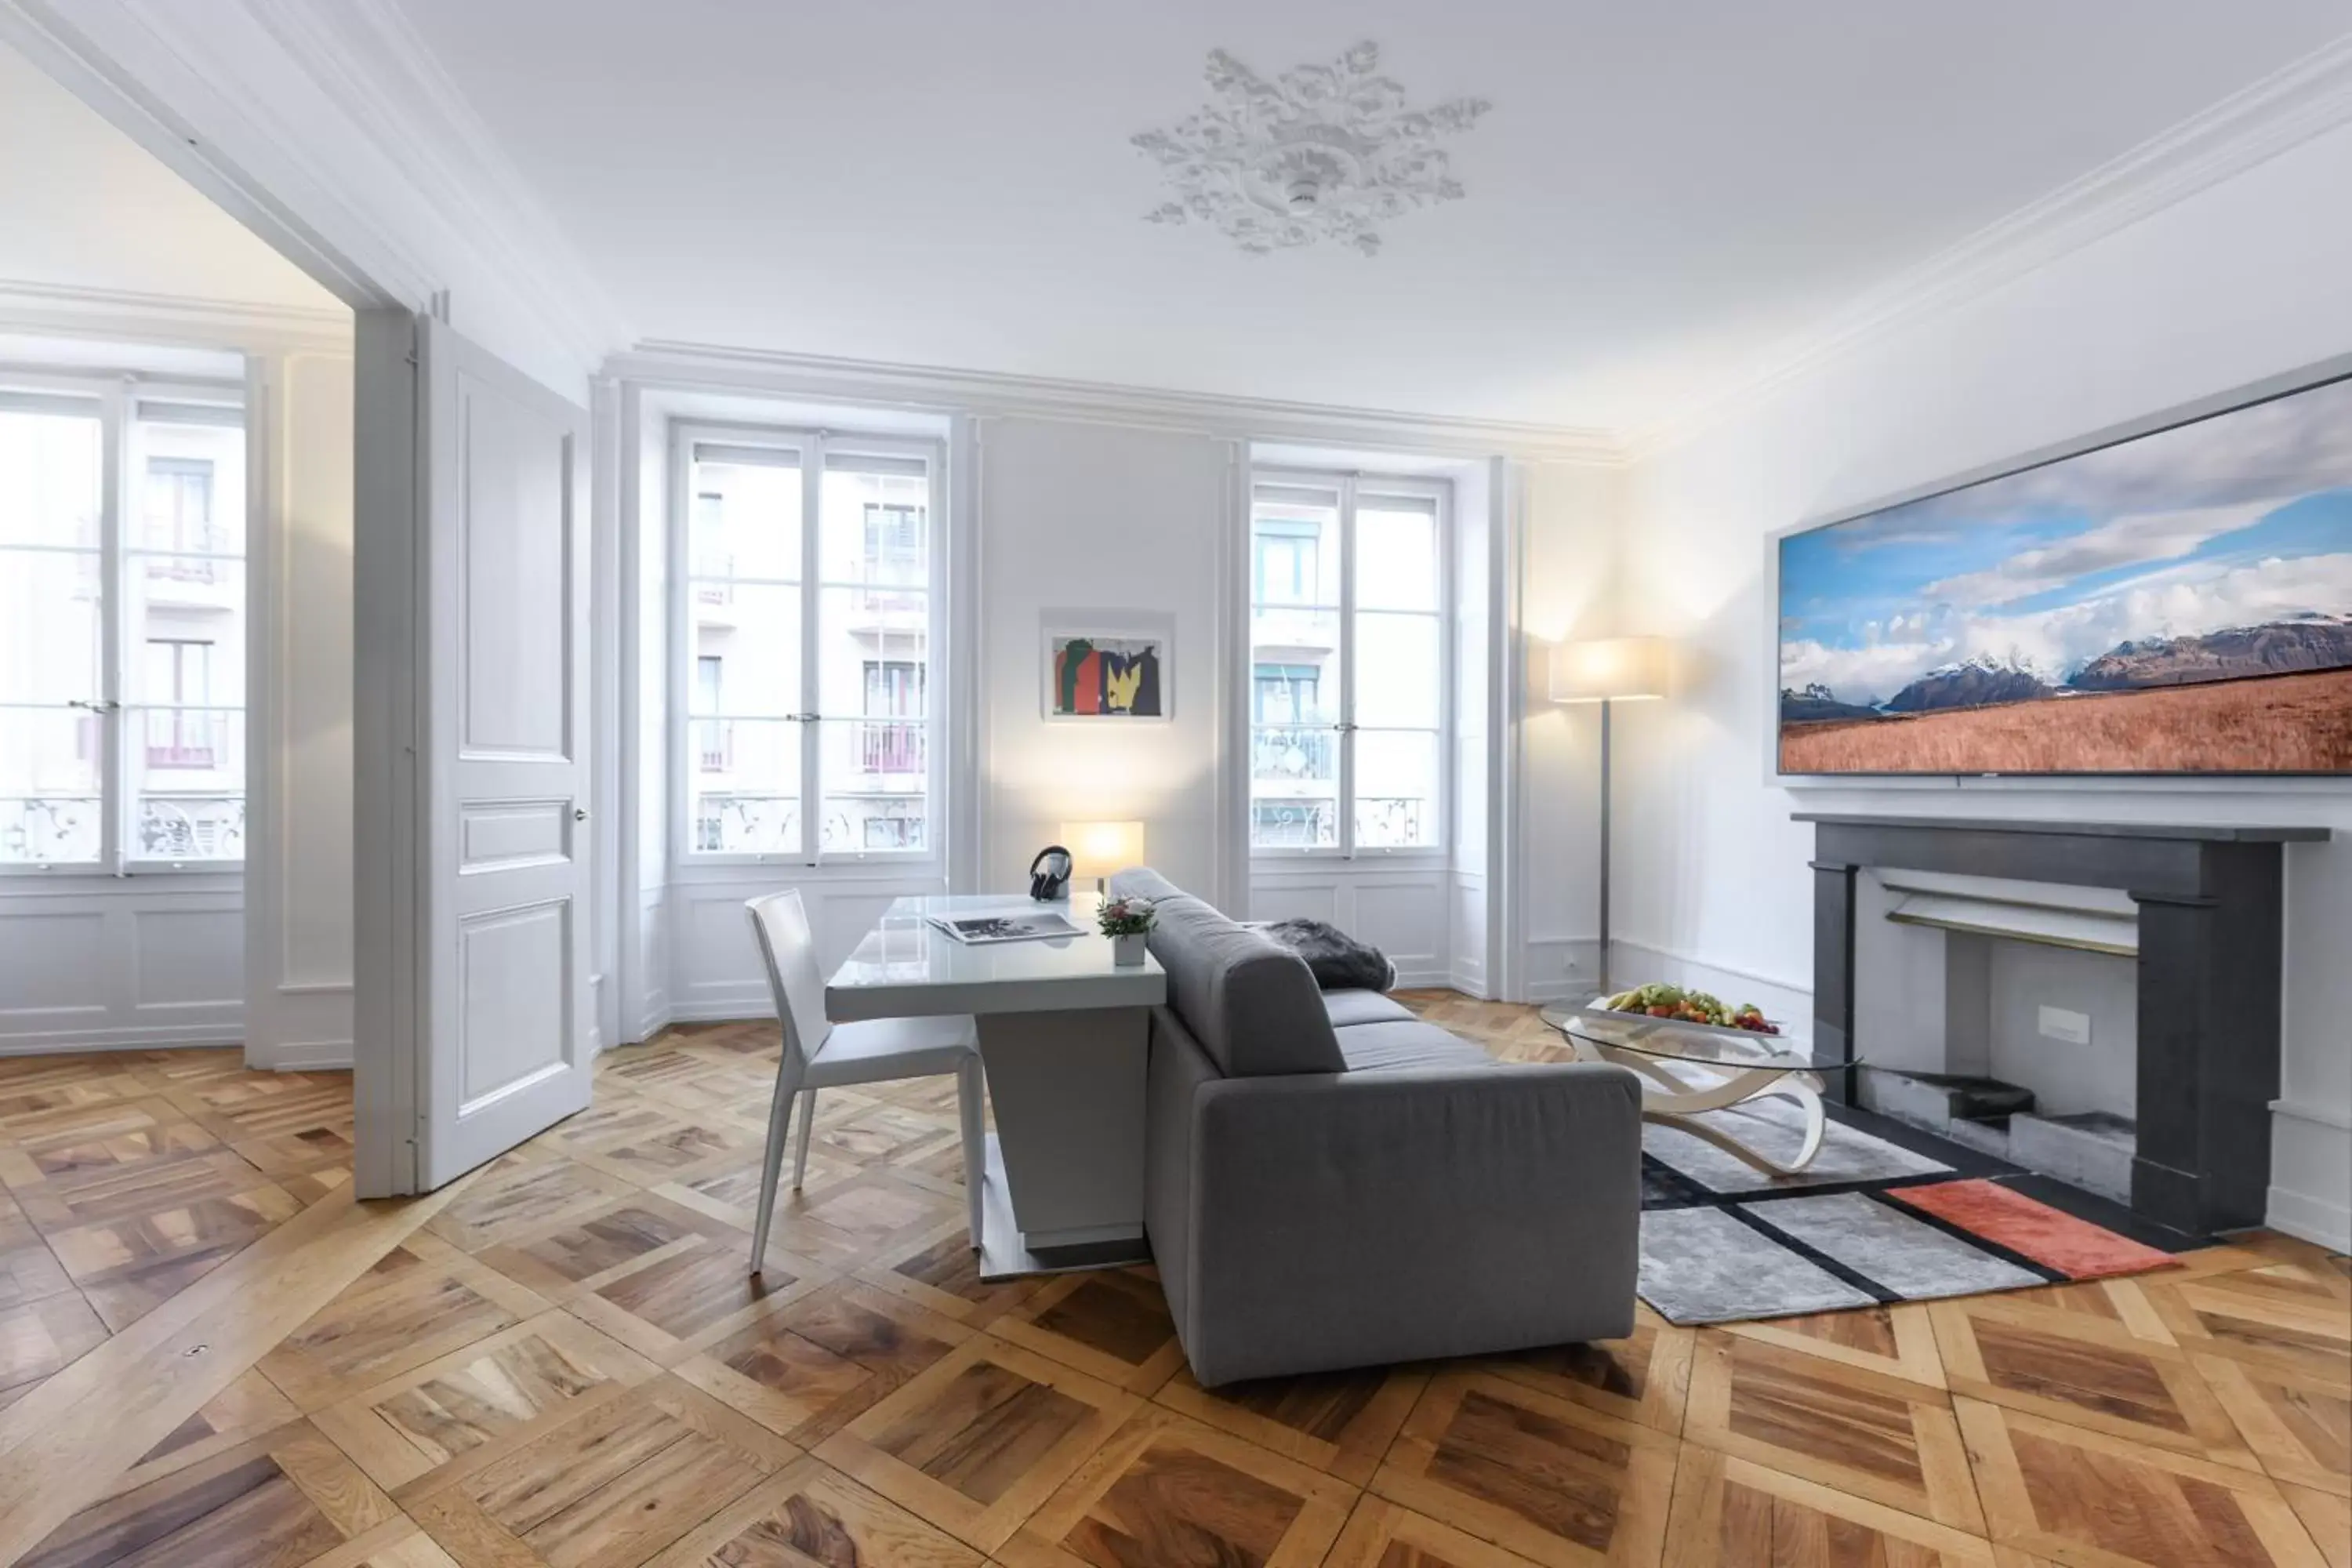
[924,909,1082,945]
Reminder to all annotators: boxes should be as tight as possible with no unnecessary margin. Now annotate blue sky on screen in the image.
[1779,375,2352,706]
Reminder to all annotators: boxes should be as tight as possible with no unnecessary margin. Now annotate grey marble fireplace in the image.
[1796,814,2330,1238]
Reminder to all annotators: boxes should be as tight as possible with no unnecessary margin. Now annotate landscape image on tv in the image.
[1778,373,2352,775]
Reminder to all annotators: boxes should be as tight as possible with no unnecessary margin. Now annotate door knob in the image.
[574,808,590,822]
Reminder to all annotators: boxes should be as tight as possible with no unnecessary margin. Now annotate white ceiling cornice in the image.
[1624,30,2352,462]
[610,340,1628,465]
[237,0,630,361]
[0,279,353,355]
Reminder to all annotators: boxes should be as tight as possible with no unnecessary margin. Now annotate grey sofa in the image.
[1110,868,1643,1387]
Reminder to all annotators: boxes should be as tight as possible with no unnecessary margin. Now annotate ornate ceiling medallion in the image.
[1133,42,1491,257]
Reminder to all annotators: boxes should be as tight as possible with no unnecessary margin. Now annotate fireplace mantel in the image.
[1795,812,2331,1238]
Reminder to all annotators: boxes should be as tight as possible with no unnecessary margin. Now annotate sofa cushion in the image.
[1109,869,1345,1078]
[1335,1020,1497,1074]
[1323,990,1417,1029]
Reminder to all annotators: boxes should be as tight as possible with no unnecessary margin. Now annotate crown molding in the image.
[610,340,1626,465]
[238,0,630,365]
[0,279,353,355]
[1624,31,2352,462]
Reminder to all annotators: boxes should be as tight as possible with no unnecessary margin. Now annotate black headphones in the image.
[1028,845,1073,902]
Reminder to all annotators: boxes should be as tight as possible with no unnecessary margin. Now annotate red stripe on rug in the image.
[1886,1178,2177,1279]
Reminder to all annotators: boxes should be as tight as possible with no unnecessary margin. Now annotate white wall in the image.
[1606,121,2352,1248]
[243,348,357,1068]
[979,417,1239,902]
[615,389,1590,1035]
[1517,460,1621,1002]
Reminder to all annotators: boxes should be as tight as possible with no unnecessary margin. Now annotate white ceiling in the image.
[388,2,2347,430]
[0,40,340,314]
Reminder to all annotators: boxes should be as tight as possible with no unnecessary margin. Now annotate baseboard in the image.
[263,1042,354,1072]
[2264,1183,2352,1253]
[664,1000,775,1026]
[1443,967,1490,1000]
[0,1024,245,1055]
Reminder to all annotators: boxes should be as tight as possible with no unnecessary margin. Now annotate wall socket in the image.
[2038,1004,2092,1045]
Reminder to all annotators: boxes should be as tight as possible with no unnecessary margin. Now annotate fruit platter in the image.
[1596,982,1780,1036]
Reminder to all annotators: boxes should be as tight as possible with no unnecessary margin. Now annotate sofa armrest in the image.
[1181,1061,1644,1385]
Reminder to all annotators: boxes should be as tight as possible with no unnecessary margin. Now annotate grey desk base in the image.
[972,1006,1151,1281]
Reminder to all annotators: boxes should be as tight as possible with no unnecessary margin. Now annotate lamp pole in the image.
[1597,698,1612,1000]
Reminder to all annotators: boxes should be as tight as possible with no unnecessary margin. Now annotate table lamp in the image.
[1059,820,1145,895]
[1548,637,1668,996]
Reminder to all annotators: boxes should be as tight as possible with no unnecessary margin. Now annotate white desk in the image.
[826,893,1166,1279]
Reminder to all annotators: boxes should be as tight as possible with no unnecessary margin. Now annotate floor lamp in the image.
[1548,637,1670,1002]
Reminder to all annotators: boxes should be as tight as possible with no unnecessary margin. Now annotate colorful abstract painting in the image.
[1048,633,1167,718]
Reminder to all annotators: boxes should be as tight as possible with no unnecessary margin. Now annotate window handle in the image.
[66,699,121,713]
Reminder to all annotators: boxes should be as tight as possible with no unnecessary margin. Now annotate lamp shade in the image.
[1550,637,1670,703]
[1060,820,1145,880]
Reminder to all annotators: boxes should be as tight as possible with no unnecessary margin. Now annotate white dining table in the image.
[826,891,1167,1279]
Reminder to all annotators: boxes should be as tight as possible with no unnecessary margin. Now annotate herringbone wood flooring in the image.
[2,997,2345,1568]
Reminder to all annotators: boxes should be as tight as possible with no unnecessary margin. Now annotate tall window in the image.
[0,387,246,869]
[1248,473,1445,855]
[678,428,941,863]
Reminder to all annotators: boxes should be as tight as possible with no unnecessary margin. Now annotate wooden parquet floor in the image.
[0,1047,354,1409]
[2,998,2347,1568]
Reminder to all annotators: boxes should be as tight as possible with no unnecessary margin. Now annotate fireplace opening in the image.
[1853,869,2140,1203]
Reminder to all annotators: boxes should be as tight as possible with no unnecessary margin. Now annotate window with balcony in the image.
[0,385,245,869]
[145,640,219,768]
[677,427,942,863]
[1247,473,1446,855]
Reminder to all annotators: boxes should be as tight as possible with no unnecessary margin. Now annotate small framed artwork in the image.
[1041,611,1174,720]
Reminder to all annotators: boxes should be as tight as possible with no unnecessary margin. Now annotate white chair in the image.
[744,889,985,1274]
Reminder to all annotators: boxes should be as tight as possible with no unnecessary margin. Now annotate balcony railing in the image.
[694,793,797,855]
[145,713,220,770]
[697,720,733,773]
[858,720,924,774]
[139,796,244,859]
[1251,728,1334,780]
[141,524,234,583]
[1356,797,1428,848]
[692,552,735,606]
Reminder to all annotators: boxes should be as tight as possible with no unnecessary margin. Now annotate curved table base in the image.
[1571,1040,1827,1176]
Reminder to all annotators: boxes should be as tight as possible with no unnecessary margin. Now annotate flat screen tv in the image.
[1777,370,2352,775]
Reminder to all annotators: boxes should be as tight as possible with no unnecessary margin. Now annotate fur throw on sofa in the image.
[1254,918,1397,993]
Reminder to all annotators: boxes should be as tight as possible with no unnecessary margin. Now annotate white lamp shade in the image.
[1549,637,1670,703]
[1060,820,1146,879]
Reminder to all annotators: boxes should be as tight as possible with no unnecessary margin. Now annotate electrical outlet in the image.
[2038,1005,2091,1045]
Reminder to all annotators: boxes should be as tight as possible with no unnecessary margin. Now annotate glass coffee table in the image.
[1542,1002,1842,1174]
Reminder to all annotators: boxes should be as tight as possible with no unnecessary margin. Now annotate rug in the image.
[1641,1096,1951,1194]
[1635,1108,2180,1325]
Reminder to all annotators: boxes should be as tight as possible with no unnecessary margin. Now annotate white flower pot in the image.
[1112,931,1148,967]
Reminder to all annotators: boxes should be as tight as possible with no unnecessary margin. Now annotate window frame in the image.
[1247,466,1451,863]
[667,420,948,873]
[0,369,247,876]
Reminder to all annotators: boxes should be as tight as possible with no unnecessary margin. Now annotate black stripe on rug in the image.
[1860,1182,2071,1285]
[1713,1199,1904,1306]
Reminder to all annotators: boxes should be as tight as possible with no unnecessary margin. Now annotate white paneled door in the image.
[358,315,593,1194]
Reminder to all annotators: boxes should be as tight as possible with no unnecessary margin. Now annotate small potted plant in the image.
[1097,896,1156,967]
